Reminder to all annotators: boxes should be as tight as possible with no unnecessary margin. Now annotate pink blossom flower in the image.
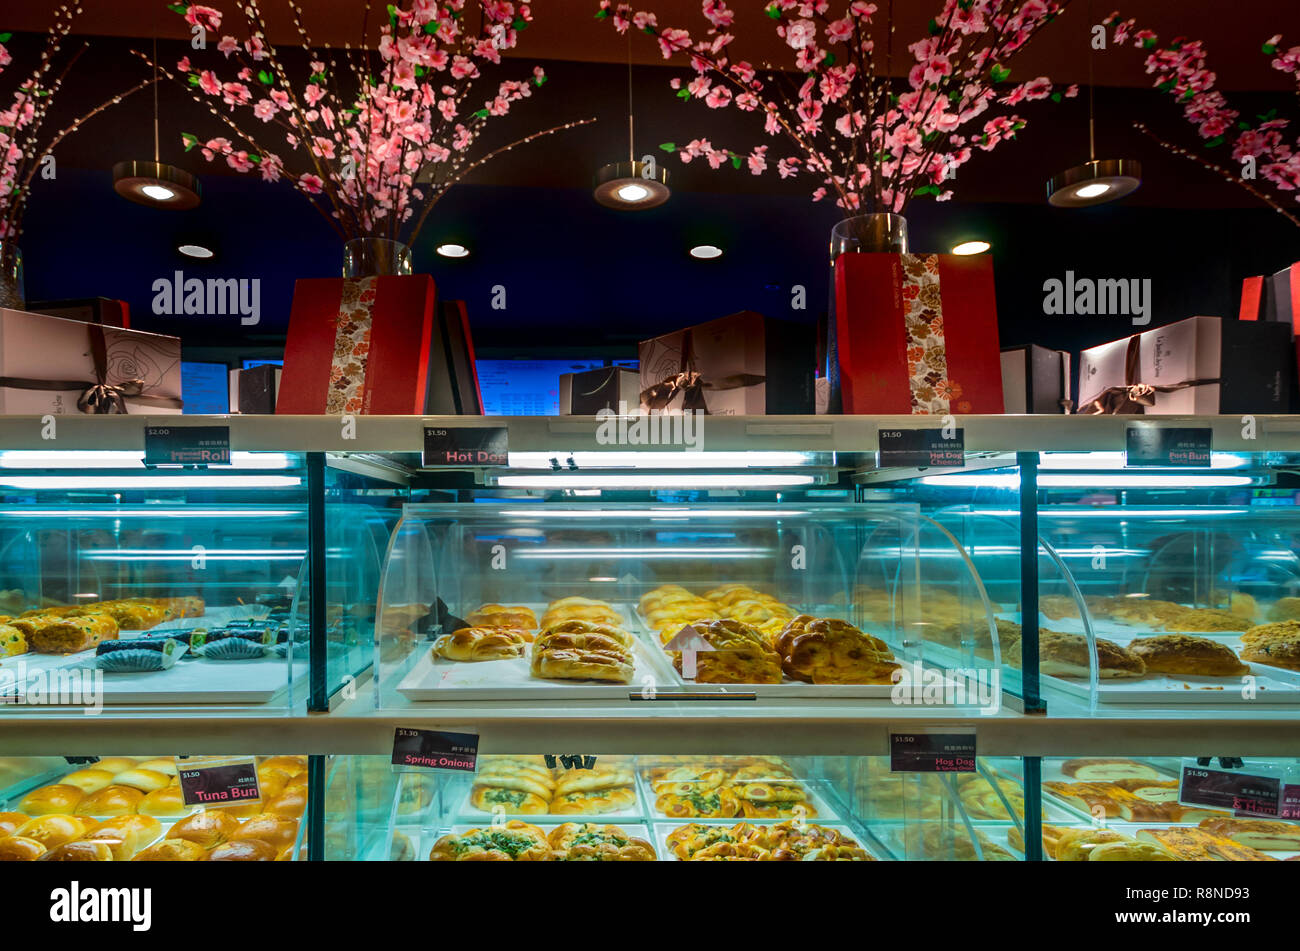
[825,17,854,44]
[747,145,767,174]
[226,150,254,172]
[253,99,277,122]
[783,18,816,50]
[705,85,732,108]
[176,56,192,73]
[221,82,252,107]
[184,5,222,34]
[688,75,712,98]
[304,84,325,106]
[270,89,290,109]
[198,71,221,96]
[658,28,691,58]
[217,35,239,58]
[245,35,267,61]
[299,173,324,194]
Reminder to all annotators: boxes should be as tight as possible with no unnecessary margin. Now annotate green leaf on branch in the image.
[187,73,200,87]
[0,33,11,43]
[533,73,547,86]
[387,4,398,31]
[659,142,677,152]
[765,4,782,19]
[1263,42,1277,54]
[928,18,940,35]
[1204,135,1224,147]
[730,154,742,169]
[990,64,1010,83]
[1050,91,1062,103]
[258,70,274,85]
[1156,79,1175,92]
[1238,121,1250,130]
[248,154,262,163]
[676,88,690,99]
[166,3,187,15]
[472,108,489,119]
[181,132,199,152]
[595,9,608,18]
[822,52,835,66]
[424,22,439,34]
[1258,108,1277,120]
[914,184,940,196]
[512,17,527,31]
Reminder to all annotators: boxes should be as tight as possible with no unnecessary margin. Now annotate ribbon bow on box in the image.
[0,324,181,414]
[1080,335,1218,415]
[639,328,765,414]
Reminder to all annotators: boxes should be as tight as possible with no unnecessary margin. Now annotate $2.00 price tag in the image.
[391,727,479,772]
[144,425,231,465]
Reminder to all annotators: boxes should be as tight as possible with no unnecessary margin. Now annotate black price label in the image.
[177,760,261,807]
[878,428,965,468]
[144,425,231,465]
[422,426,508,468]
[890,732,976,772]
[1281,785,1300,821]
[392,727,479,771]
[1126,426,1211,467]
[1179,764,1280,817]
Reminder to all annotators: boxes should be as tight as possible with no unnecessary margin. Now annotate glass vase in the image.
[825,214,909,414]
[0,243,25,310]
[342,238,412,278]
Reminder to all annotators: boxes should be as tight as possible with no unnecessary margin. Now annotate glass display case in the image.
[373,502,1002,711]
[0,753,309,861]
[321,752,1029,862]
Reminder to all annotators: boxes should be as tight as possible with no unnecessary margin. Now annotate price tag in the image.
[1179,763,1280,817]
[422,426,508,468]
[144,425,231,465]
[175,756,260,807]
[1278,784,1300,821]
[878,428,965,468]
[392,727,479,771]
[890,732,976,772]
[1126,425,1211,467]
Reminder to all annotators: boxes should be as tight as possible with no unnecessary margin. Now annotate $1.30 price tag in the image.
[391,728,479,771]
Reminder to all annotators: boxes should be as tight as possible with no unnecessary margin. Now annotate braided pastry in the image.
[431,626,528,662]
[546,823,656,861]
[465,603,537,632]
[537,619,634,648]
[774,616,899,684]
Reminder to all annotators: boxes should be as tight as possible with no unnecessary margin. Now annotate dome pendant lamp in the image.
[594,32,669,209]
[1047,7,1140,207]
[114,36,201,209]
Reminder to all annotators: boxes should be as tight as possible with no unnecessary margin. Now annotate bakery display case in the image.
[0,753,309,861]
[321,752,1032,861]
[1030,755,1300,861]
[372,502,1003,710]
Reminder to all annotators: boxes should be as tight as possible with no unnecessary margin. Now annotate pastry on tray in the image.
[1266,596,1300,622]
[1061,758,1161,781]
[538,597,622,629]
[546,823,656,861]
[667,618,783,684]
[1163,607,1249,633]
[1030,630,1145,679]
[529,623,635,684]
[1136,827,1276,861]
[13,613,119,654]
[1197,817,1300,851]
[1008,822,1067,859]
[548,786,637,815]
[1127,634,1249,677]
[655,787,742,819]
[0,623,27,658]
[465,604,537,632]
[429,820,551,861]
[1240,620,1300,671]
[1038,594,1082,620]
[773,615,899,684]
[649,766,728,795]
[431,626,528,662]
[470,787,550,814]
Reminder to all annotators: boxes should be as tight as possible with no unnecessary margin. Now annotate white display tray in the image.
[455,771,648,823]
[876,821,1024,860]
[636,769,840,824]
[1005,612,1300,704]
[1038,820,1299,862]
[0,604,305,704]
[652,820,870,861]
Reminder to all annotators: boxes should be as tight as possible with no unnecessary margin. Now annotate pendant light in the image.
[594,32,669,209]
[1046,5,1140,207]
[114,35,201,209]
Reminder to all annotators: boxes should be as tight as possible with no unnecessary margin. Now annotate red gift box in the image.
[276,275,436,415]
[834,253,1004,414]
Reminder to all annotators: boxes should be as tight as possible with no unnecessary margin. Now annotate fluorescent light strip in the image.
[0,451,295,469]
[0,508,303,518]
[506,451,817,469]
[920,473,1253,489]
[515,546,767,557]
[1038,451,1251,470]
[495,474,816,489]
[0,475,302,489]
[496,508,811,518]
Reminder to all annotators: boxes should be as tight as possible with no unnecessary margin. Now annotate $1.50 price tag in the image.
[890,732,976,772]
[175,756,260,807]
[1179,763,1280,817]
[391,728,479,772]
[878,428,965,468]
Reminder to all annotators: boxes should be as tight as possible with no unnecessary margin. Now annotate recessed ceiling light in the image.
[951,240,991,255]
[436,243,470,258]
[690,244,723,260]
[177,243,214,259]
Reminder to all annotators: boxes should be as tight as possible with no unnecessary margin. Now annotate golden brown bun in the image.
[553,767,634,796]
[547,823,657,861]
[1267,597,1300,621]
[133,838,206,861]
[76,784,145,817]
[257,755,307,777]
[472,768,554,799]
[548,786,637,815]
[466,604,537,631]
[256,766,292,798]
[45,840,117,862]
[1087,840,1178,861]
[1164,608,1249,632]
[60,768,117,794]
[138,785,199,819]
[19,783,85,816]
[432,626,528,662]
[655,787,742,819]
[739,799,817,819]
[0,812,27,837]
[1137,827,1277,861]
[230,813,299,849]
[1039,594,1082,620]
[536,621,634,649]
[1129,634,1249,677]
[0,623,27,657]
[1240,620,1300,671]
[774,616,898,684]
[111,768,170,792]
[470,786,550,814]
[208,800,262,819]
[264,790,307,819]
[1109,778,1180,802]
[1055,828,1130,862]
[429,820,551,861]
[134,758,179,778]
[16,814,97,848]
[166,809,240,848]
[0,835,48,861]
[92,757,141,775]
[206,838,278,861]
[82,815,163,861]
[649,766,728,794]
